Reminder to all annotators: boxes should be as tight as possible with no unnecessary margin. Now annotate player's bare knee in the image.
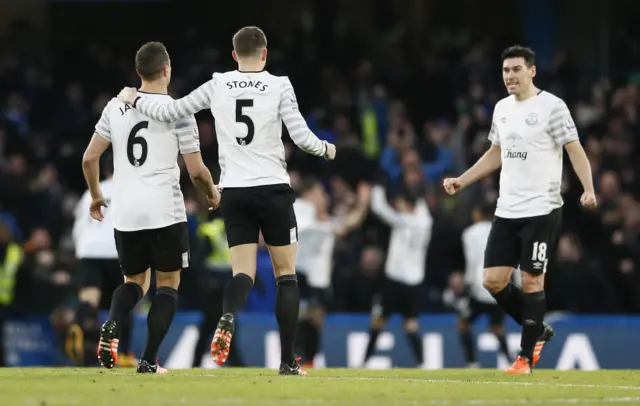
[268,243,297,278]
[482,267,512,294]
[403,318,419,333]
[273,266,296,279]
[78,287,101,308]
[155,270,181,290]
[520,271,544,293]
[124,270,151,295]
[230,244,258,280]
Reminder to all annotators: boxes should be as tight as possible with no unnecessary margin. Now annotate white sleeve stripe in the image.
[178,139,198,147]
[287,124,306,133]
[136,80,213,122]
[282,116,306,125]
[279,80,325,156]
[548,112,570,124]
[549,122,568,132]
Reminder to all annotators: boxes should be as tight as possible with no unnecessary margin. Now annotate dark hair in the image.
[135,42,170,80]
[232,26,267,58]
[501,45,536,67]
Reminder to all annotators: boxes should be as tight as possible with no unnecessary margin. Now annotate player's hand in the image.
[89,197,108,221]
[324,142,336,160]
[117,87,139,105]
[443,178,464,195]
[207,186,221,210]
[580,191,597,210]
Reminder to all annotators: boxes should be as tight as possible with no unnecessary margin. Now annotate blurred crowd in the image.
[0,12,639,331]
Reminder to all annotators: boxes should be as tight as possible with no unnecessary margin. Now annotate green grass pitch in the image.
[0,368,639,405]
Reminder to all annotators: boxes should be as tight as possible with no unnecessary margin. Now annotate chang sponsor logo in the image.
[504,132,527,160]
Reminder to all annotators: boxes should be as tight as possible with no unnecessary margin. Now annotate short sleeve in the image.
[94,105,112,141]
[488,120,500,146]
[176,116,200,154]
[488,107,500,146]
[548,100,579,145]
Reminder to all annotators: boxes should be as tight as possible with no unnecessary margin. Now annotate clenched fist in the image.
[324,142,336,160]
[580,191,597,210]
[443,178,464,195]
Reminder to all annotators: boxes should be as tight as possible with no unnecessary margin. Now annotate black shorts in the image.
[77,258,122,309]
[484,208,562,275]
[220,183,297,248]
[373,279,421,319]
[459,299,505,326]
[114,222,189,276]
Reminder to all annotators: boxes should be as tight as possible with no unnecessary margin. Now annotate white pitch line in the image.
[27,396,640,406]
[200,374,640,391]
[192,397,640,405]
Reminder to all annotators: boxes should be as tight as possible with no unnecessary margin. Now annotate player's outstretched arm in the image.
[279,78,335,160]
[370,184,406,226]
[564,141,597,209]
[334,182,371,236]
[443,145,502,195]
[118,80,214,123]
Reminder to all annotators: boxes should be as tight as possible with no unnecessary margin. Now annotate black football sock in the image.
[405,332,423,365]
[108,282,143,337]
[222,273,254,315]
[74,300,97,325]
[460,330,475,364]
[491,283,524,325]
[142,287,178,364]
[275,274,300,365]
[363,328,381,363]
[519,291,546,362]
[495,332,510,359]
[118,312,133,354]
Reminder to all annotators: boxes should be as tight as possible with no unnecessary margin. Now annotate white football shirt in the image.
[94,93,199,231]
[131,70,327,188]
[294,199,337,289]
[73,179,118,259]
[461,221,495,304]
[370,185,432,286]
[489,91,579,219]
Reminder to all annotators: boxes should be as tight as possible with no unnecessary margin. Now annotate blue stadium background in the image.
[1,0,640,369]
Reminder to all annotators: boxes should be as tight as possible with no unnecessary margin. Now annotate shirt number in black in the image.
[127,121,149,167]
[235,99,255,146]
